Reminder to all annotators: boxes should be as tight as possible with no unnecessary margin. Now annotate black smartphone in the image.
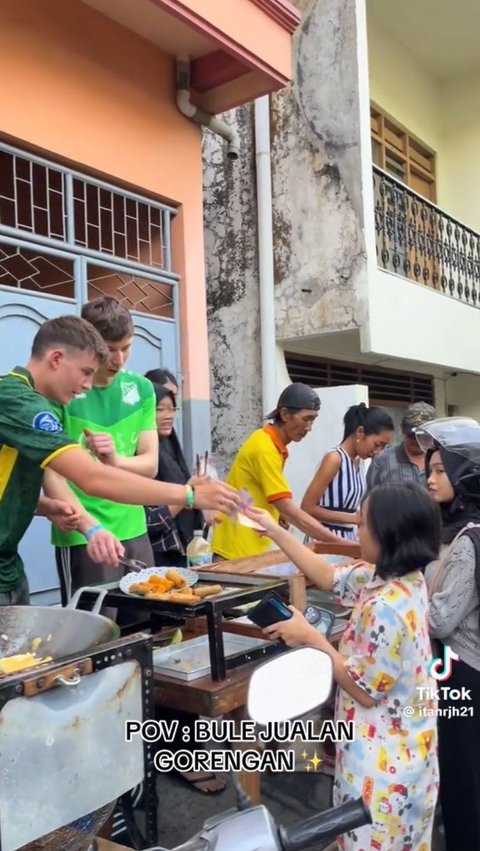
[248,592,293,629]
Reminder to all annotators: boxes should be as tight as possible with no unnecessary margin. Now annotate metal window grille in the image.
[0,142,178,317]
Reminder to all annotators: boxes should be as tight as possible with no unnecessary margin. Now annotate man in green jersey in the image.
[51,297,159,604]
[0,316,239,604]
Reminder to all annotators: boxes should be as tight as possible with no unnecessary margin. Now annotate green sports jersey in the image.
[52,370,156,547]
[0,367,79,591]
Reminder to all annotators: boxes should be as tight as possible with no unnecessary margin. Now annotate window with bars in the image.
[0,144,177,317]
[285,353,434,406]
[72,178,166,269]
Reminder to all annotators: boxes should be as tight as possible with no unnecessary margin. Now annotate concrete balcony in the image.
[273,0,480,378]
[362,165,480,376]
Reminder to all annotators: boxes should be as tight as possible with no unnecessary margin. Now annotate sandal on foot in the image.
[176,770,227,794]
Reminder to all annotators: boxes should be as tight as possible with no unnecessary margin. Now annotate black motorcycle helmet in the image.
[416,417,480,501]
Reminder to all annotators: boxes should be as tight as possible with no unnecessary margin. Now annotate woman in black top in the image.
[145,384,203,567]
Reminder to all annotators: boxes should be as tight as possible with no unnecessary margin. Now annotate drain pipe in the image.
[255,95,277,415]
[176,57,240,160]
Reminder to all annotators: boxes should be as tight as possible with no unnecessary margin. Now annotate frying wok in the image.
[0,587,120,661]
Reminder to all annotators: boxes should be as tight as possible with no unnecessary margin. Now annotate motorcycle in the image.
[139,646,371,851]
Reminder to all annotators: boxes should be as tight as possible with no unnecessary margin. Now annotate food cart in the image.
[81,542,359,810]
[0,592,157,851]
[0,541,358,851]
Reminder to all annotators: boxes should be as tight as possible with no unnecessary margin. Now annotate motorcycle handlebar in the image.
[280,797,371,851]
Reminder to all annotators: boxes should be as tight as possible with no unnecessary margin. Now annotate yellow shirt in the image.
[212,425,292,561]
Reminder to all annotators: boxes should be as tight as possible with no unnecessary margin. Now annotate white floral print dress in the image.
[332,564,439,851]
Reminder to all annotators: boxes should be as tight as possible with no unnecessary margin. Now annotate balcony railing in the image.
[373,165,480,307]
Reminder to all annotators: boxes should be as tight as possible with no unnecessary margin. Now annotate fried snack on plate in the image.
[145,590,200,604]
[168,591,201,604]
[165,569,187,589]
[194,584,223,598]
[130,576,175,596]
[147,575,167,588]
[130,582,150,596]
[147,576,174,592]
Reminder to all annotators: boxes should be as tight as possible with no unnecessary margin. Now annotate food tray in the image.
[153,634,270,681]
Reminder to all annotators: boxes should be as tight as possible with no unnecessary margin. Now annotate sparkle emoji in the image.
[301,750,323,772]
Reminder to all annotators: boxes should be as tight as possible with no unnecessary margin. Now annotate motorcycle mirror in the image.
[247,647,333,725]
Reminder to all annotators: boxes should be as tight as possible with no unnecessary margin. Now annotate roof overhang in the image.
[82,0,300,112]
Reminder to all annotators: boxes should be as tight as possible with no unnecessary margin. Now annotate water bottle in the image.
[186,530,213,568]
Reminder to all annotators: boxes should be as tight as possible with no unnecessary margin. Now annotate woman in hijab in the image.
[420,418,480,851]
[145,384,203,567]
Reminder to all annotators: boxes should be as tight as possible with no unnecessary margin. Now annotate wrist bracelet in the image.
[185,484,195,509]
[85,523,104,540]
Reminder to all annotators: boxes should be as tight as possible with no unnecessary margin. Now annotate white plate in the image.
[120,566,198,596]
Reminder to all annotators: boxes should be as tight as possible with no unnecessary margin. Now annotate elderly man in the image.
[212,383,343,561]
[366,401,437,490]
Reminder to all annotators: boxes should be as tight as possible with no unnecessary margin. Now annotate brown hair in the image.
[81,296,133,342]
[31,316,108,364]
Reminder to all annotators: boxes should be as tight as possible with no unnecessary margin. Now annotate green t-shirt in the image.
[0,367,79,591]
[52,370,156,547]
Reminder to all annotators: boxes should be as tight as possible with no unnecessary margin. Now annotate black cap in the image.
[265,383,321,420]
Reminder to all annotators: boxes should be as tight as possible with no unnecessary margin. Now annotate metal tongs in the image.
[118,556,148,573]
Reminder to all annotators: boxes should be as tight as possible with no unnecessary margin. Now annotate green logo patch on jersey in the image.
[121,382,141,406]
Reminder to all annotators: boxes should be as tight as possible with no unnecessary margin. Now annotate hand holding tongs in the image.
[118,556,148,573]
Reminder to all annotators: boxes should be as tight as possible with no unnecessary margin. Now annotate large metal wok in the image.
[0,587,119,662]
[0,588,134,851]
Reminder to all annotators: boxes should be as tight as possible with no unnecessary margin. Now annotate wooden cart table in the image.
[201,543,359,614]
[154,655,262,717]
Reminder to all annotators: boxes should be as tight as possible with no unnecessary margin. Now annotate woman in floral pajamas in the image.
[246,482,440,850]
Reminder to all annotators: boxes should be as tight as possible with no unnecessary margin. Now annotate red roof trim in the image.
[249,0,301,35]
[190,50,250,93]
[149,0,295,88]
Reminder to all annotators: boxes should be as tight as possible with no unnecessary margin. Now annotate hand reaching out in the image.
[84,428,117,466]
[244,506,279,535]
[86,529,125,566]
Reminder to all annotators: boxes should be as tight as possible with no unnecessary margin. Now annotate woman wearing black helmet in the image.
[417,417,480,851]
